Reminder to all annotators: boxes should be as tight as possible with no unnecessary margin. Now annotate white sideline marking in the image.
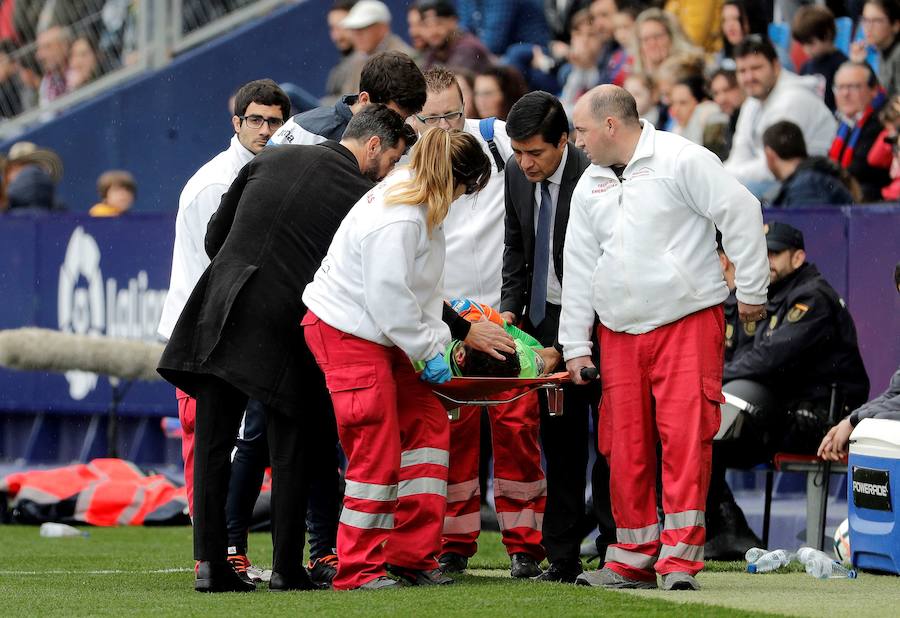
[0,567,193,575]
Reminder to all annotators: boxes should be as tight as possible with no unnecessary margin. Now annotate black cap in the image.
[765,221,804,252]
[418,0,457,17]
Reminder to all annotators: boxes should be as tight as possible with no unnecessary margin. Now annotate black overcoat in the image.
[157,141,373,414]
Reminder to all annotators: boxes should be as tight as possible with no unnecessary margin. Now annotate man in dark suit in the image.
[157,105,415,593]
[500,91,614,583]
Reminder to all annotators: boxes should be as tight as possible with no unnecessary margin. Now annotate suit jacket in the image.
[157,141,373,414]
[500,144,590,319]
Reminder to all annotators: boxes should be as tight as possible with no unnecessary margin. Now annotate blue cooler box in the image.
[848,418,900,573]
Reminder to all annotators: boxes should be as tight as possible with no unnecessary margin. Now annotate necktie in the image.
[529,181,552,326]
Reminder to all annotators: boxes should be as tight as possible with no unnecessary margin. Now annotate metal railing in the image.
[0,0,295,141]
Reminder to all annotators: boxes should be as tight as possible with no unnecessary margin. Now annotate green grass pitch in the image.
[2,526,898,617]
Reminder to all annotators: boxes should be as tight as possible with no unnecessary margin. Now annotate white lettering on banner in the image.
[57,226,168,400]
[853,481,889,497]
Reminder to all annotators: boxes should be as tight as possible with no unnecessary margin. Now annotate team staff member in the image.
[269,50,426,146]
[408,68,543,579]
[157,81,290,583]
[562,85,769,591]
[302,129,491,591]
[500,90,615,584]
[158,106,414,593]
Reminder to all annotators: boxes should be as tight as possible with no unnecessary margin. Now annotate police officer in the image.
[718,232,758,364]
[705,221,871,559]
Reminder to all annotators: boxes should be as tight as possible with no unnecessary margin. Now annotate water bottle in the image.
[745,547,767,564]
[39,522,89,538]
[796,547,857,579]
[746,549,794,573]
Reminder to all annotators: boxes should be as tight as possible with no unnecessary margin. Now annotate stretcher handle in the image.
[580,367,599,381]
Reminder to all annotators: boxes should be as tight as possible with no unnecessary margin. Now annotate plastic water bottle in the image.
[796,547,857,579]
[745,547,767,564]
[39,522,89,538]
[747,549,794,573]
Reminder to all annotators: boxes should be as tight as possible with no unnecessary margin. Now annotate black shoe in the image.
[387,565,454,586]
[534,560,583,583]
[705,486,763,561]
[307,554,338,587]
[438,552,468,574]
[268,570,318,592]
[510,553,542,578]
[194,560,256,593]
[225,554,254,586]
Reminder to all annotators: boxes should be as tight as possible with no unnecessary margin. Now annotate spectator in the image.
[715,0,752,71]
[851,0,900,98]
[631,7,699,80]
[869,95,900,198]
[333,0,414,95]
[66,33,101,91]
[406,1,428,62]
[792,4,847,112]
[323,0,359,106]
[2,142,64,212]
[608,3,638,83]
[473,65,528,120]
[623,72,667,126]
[89,170,136,217]
[35,24,71,107]
[664,0,725,54]
[655,52,704,107]
[709,68,746,159]
[558,9,607,117]
[419,0,492,73]
[454,67,478,118]
[725,37,837,194]
[762,120,857,207]
[818,263,900,462]
[456,0,551,56]
[98,0,139,67]
[668,75,729,156]
[15,50,40,110]
[0,40,23,117]
[829,61,890,202]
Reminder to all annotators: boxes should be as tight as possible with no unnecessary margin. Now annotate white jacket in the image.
[725,70,836,184]
[157,135,254,340]
[302,168,451,361]
[559,121,769,360]
[441,118,511,307]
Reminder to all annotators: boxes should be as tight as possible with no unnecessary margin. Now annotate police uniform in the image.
[706,222,870,559]
[724,290,757,364]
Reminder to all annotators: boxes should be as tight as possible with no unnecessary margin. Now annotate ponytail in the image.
[385,128,490,234]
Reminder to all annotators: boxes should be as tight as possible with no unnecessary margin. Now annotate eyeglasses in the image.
[832,83,867,93]
[415,109,464,126]
[239,115,285,130]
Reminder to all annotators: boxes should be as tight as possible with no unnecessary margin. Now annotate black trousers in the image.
[527,302,615,563]
[193,373,335,575]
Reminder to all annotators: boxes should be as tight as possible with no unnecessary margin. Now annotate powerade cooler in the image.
[848,418,900,573]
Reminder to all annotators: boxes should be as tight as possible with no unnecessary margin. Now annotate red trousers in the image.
[176,388,196,518]
[597,305,723,580]
[442,392,546,560]
[302,312,450,590]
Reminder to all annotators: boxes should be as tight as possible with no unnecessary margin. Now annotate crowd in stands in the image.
[6,0,900,216]
[0,0,256,118]
[315,0,900,208]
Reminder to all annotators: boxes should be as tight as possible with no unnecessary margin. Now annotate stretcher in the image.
[430,368,598,418]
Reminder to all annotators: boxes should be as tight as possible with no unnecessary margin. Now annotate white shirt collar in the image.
[546,144,569,186]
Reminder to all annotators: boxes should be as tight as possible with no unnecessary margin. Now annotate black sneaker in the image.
[225,554,255,586]
[534,560,583,583]
[510,553,542,578]
[387,565,454,586]
[268,570,318,592]
[438,552,468,574]
[307,553,338,587]
[195,560,256,593]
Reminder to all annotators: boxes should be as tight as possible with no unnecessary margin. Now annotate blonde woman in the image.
[302,128,490,591]
[631,7,701,80]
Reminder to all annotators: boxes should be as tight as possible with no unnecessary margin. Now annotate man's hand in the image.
[499,311,517,325]
[738,301,766,323]
[850,39,868,63]
[537,347,562,373]
[464,319,516,360]
[566,355,596,385]
[817,418,854,461]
